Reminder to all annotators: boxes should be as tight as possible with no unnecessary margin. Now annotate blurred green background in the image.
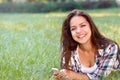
[0,0,120,80]
[0,0,120,13]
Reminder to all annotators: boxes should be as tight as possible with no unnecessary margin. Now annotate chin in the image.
[78,41,86,44]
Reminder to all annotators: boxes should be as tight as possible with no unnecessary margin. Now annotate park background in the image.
[0,0,120,80]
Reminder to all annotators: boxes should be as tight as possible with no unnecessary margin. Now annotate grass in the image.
[0,7,120,80]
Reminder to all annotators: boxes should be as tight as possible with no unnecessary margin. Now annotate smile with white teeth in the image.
[78,34,86,38]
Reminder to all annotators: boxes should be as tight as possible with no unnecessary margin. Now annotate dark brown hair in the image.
[60,9,119,69]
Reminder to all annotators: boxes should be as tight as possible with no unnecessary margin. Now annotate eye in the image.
[70,27,76,31]
[81,25,86,27]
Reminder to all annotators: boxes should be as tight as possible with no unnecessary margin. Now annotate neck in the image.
[78,42,95,53]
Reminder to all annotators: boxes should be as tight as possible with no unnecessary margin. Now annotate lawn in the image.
[0,7,120,80]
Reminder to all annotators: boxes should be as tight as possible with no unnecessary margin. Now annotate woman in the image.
[54,9,120,80]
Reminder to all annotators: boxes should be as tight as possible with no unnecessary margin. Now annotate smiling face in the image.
[70,16,92,45]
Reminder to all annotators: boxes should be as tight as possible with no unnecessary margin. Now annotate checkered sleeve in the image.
[87,43,119,80]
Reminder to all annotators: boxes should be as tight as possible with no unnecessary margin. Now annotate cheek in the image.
[86,26,91,34]
[88,28,92,34]
[71,31,75,37]
[87,28,92,37]
[71,32,77,40]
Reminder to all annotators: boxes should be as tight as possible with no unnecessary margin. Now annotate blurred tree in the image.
[28,0,36,2]
[0,0,86,3]
[0,0,7,2]
[35,0,74,2]
[0,0,117,3]
[36,0,54,2]
[7,0,12,2]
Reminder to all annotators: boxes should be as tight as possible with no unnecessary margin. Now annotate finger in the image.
[54,72,64,80]
[53,71,60,76]
[53,72,61,78]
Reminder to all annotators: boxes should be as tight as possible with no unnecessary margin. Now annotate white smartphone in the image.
[51,68,59,73]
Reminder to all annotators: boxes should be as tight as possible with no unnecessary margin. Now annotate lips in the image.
[77,34,86,39]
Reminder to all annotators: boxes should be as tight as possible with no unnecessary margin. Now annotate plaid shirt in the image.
[62,42,120,80]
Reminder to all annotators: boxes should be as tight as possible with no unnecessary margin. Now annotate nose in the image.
[76,28,81,34]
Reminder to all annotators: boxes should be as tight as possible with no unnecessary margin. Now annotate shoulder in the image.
[104,42,118,56]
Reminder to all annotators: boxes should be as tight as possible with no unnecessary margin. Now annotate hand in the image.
[53,69,68,80]
[53,69,90,80]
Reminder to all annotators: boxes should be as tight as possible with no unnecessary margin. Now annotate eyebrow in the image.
[70,22,87,28]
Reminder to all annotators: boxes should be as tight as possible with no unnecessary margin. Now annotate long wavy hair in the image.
[60,9,119,69]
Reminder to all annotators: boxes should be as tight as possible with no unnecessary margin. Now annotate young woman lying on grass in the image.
[53,9,120,80]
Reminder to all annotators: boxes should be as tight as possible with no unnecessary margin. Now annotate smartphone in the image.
[51,68,59,73]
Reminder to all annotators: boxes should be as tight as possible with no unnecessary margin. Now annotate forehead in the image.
[70,16,88,26]
[70,16,87,23]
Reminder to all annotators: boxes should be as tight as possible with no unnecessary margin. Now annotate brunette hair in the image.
[60,9,119,69]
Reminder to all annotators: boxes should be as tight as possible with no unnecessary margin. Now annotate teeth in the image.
[78,35,85,38]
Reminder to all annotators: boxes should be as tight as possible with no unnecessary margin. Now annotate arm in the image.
[54,69,90,80]
[64,69,90,80]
